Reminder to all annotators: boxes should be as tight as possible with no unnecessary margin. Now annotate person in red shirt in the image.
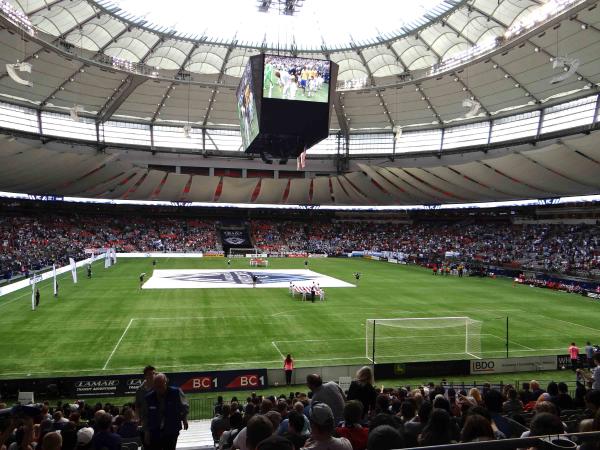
[335,401,369,450]
[568,342,580,371]
[284,354,294,386]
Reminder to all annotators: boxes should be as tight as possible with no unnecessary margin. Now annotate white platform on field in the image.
[176,419,213,450]
[142,269,355,289]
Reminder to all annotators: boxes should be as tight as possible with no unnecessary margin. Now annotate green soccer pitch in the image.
[0,257,598,379]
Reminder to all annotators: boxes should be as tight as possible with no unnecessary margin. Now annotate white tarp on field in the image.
[142,269,355,289]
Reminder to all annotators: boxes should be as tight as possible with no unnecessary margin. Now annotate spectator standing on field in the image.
[569,342,580,371]
[283,354,294,386]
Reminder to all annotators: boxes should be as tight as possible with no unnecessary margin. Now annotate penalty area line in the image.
[271,341,285,359]
[102,318,134,370]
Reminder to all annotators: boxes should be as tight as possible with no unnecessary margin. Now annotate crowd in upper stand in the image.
[1,213,598,280]
[0,215,217,277]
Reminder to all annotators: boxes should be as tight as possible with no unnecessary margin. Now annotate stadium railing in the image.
[403,431,600,450]
[188,398,217,420]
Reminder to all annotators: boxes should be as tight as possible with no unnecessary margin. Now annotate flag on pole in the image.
[31,276,36,311]
[69,258,78,284]
[296,147,307,170]
[52,264,58,297]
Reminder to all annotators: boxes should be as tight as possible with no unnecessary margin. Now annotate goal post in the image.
[365,317,482,364]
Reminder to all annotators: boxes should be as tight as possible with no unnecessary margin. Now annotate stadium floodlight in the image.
[550,57,580,84]
[182,124,192,138]
[6,62,33,87]
[69,105,84,122]
[462,98,481,118]
[366,317,483,363]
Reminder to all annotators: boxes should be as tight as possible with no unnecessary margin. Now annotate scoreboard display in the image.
[236,54,338,160]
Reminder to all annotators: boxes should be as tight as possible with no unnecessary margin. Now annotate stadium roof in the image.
[0,0,599,130]
[1,128,598,206]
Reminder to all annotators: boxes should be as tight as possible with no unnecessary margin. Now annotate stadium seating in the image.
[1,210,599,283]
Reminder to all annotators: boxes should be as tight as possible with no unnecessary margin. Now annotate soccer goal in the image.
[365,317,482,363]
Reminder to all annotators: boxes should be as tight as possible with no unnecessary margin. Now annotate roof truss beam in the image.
[151,44,199,123]
[354,46,395,128]
[202,44,235,128]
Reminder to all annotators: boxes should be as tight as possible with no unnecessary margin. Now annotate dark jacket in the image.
[145,387,187,438]
[347,381,377,418]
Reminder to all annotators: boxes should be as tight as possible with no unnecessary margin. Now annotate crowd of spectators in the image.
[1,213,599,281]
[206,369,600,450]
[253,220,599,278]
[2,367,600,450]
[0,400,140,450]
[0,215,218,279]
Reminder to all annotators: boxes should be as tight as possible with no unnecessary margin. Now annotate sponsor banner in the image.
[116,253,204,258]
[375,360,469,379]
[470,355,556,374]
[587,292,600,300]
[0,369,267,398]
[0,254,105,297]
[246,253,268,258]
[371,256,381,261]
[286,253,306,258]
[556,354,586,370]
[171,369,267,393]
[143,269,355,289]
[308,254,328,258]
[74,378,122,397]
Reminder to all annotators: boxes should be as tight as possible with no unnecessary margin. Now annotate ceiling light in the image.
[534,47,540,52]
[493,64,498,69]
[581,23,588,30]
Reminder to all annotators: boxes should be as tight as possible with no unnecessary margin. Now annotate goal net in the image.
[365,317,482,363]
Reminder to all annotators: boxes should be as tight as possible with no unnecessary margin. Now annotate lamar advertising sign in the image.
[470,356,557,374]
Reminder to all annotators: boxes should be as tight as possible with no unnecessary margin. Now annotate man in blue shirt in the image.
[144,373,189,450]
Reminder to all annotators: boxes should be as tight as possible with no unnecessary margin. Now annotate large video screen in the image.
[236,63,260,150]
[263,55,330,103]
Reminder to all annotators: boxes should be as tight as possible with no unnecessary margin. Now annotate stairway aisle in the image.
[176,419,214,450]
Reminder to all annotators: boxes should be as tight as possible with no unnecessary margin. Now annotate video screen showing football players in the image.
[263,55,330,103]
[237,63,260,149]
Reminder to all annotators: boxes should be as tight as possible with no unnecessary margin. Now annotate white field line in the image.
[102,318,134,370]
[274,333,499,344]
[271,341,285,359]
[0,272,74,309]
[466,352,481,360]
[1,347,571,378]
[552,318,600,334]
[485,333,535,351]
[0,290,32,309]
